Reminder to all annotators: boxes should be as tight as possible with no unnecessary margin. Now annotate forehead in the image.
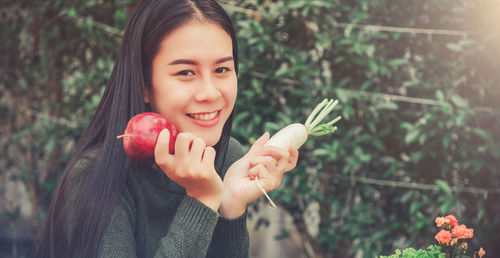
[156,21,233,61]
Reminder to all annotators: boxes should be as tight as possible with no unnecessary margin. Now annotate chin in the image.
[204,134,222,147]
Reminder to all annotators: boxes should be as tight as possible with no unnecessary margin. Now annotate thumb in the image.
[245,132,270,158]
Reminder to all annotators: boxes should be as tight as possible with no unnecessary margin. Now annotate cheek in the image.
[225,77,238,108]
[151,81,188,117]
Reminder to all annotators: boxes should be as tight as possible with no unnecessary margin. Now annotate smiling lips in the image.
[186,110,221,127]
[187,111,218,120]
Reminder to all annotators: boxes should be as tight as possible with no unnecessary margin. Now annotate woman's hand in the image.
[220,133,299,218]
[154,130,223,211]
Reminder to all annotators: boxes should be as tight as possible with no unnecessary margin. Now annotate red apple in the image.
[117,112,179,162]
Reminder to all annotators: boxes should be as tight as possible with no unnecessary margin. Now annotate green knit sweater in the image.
[95,137,249,258]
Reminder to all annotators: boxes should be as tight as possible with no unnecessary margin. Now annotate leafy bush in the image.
[380,245,445,258]
[227,0,500,257]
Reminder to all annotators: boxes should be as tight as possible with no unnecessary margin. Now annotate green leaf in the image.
[67,8,77,17]
[442,135,451,149]
[405,130,419,144]
[435,90,444,101]
[368,60,378,73]
[312,148,331,157]
[450,95,467,108]
[376,102,398,110]
[373,138,384,150]
[286,1,306,9]
[402,80,420,88]
[114,10,126,21]
[477,208,486,222]
[365,45,375,57]
[388,58,407,68]
[411,151,424,163]
[83,16,95,30]
[440,198,453,214]
[473,128,490,142]
[360,80,373,91]
[446,43,463,52]
[435,180,452,195]
[399,122,414,130]
[344,25,353,38]
[335,89,350,103]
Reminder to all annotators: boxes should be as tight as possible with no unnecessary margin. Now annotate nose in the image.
[194,76,221,102]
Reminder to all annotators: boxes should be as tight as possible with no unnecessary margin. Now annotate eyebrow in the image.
[168,56,234,66]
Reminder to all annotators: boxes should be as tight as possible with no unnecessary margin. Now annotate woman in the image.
[37,0,298,257]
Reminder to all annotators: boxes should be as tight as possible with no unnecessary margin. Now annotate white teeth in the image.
[189,111,218,120]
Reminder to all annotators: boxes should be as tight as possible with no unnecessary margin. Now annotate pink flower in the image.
[445,215,459,227]
[435,229,452,244]
[452,224,474,239]
[435,217,448,227]
[450,238,458,246]
[460,242,467,249]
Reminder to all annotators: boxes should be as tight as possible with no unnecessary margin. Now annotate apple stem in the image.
[116,134,131,139]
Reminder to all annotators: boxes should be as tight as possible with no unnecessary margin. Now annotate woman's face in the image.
[146,21,237,146]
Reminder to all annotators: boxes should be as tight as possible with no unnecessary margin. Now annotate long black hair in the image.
[36,1,238,257]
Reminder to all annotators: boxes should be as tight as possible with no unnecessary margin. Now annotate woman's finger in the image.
[202,146,216,168]
[174,132,195,161]
[250,164,281,191]
[245,132,270,158]
[154,129,174,170]
[189,137,206,163]
[249,155,276,170]
[284,147,299,172]
[255,145,288,160]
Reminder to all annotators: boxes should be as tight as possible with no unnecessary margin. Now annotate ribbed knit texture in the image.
[95,137,249,258]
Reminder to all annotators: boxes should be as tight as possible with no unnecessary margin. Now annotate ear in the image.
[144,87,150,103]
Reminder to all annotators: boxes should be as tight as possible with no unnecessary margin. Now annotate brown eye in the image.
[215,67,229,73]
[177,70,194,76]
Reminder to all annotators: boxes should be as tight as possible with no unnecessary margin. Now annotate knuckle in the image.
[178,132,193,141]
[194,137,206,146]
[272,178,281,189]
[174,161,188,174]
[177,133,187,140]
[205,146,215,154]
[155,155,168,168]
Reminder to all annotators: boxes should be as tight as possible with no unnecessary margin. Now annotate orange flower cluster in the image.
[434,215,473,245]
[434,214,485,258]
[452,224,474,239]
[435,214,459,228]
[435,229,452,244]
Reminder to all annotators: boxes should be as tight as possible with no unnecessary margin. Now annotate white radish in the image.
[264,123,308,150]
[256,98,341,208]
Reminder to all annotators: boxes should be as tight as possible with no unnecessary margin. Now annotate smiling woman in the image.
[35,0,298,257]
[145,21,237,146]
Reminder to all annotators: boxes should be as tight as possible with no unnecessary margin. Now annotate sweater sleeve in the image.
[153,196,220,258]
[206,213,249,258]
[97,192,220,258]
[206,137,250,258]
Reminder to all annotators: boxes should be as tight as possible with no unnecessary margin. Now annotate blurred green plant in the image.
[226,0,500,257]
[0,0,135,227]
[1,0,499,257]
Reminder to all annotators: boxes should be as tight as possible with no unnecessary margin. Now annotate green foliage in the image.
[380,245,445,258]
[1,0,499,257]
[0,0,136,221]
[226,0,500,256]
